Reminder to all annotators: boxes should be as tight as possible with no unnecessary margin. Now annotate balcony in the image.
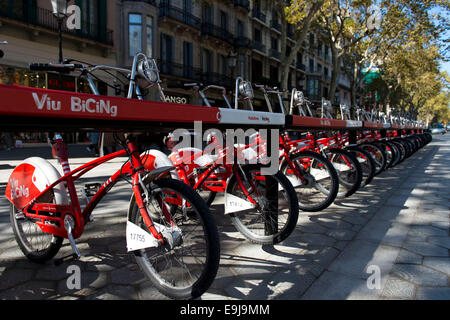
[252,8,266,23]
[252,41,266,54]
[125,0,156,4]
[234,0,250,11]
[201,23,234,45]
[0,6,113,45]
[270,20,281,32]
[234,36,252,49]
[159,61,203,81]
[158,4,201,30]
[201,72,233,88]
[269,49,281,60]
[297,62,306,72]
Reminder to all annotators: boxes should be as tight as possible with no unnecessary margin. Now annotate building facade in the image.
[116,0,354,109]
[0,0,117,143]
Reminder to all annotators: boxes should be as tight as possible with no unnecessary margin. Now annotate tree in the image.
[272,0,324,91]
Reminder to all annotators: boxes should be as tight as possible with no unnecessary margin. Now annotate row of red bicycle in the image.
[4,53,432,299]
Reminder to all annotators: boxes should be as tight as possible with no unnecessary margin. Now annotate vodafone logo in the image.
[9,178,30,200]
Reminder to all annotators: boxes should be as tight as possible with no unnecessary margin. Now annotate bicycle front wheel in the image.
[129,178,220,300]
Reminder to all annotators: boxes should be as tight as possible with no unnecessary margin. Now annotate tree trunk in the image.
[328,47,341,103]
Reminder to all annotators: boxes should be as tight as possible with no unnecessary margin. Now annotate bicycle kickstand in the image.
[54,216,81,266]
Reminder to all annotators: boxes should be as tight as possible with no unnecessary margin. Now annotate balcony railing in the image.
[0,6,113,45]
[269,49,281,60]
[271,20,281,32]
[201,72,233,88]
[201,23,234,44]
[297,62,306,71]
[252,41,266,54]
[234,36,252,48]
[252,8,266,23]
[234,0,250,11]
[159,60,202,81]
[125,0,156,4]
[159,4,201,30]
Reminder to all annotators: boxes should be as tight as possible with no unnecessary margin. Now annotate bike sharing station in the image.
[0,53,430,300]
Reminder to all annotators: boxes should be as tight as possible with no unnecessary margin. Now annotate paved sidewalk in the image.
[0,134,448,300]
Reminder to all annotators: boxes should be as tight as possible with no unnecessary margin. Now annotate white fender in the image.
[23,157,69,205]
[141,149,180,180]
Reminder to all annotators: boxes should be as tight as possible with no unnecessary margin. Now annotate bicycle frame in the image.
[12,138,172,242]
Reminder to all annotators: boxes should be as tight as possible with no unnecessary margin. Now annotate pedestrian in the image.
[87,132,100,156]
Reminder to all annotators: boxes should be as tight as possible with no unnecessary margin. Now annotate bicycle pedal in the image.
[54,253,79,266]
[84,183,102,197]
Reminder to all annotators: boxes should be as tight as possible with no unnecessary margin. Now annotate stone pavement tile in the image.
[297,233,336,247]
[0,268,35,291]
[406,225,448,242]
[356,219,409,247]
[385,195,409,207]
[381,277,416,300]
[392,264,448,287]
[327,229,356,241]
[423,257,450,275]
[395,249,423,265]
[136,281,171,300]
[266,268,316,299]
[87,284,138,300]
[110,264,146,285]
[301,271,378,300]
[417,287,450,300]
[57,270,109,296]
[402,241,449,257]
[427,236,450,249]
[224,277,274,300]
[327,240,398,280]
[0,280,57,300]
[303,246,340,268]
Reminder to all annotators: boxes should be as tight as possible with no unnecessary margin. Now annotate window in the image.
[317,63,322,73]
[161,33,174,62]
[237,19,245,37]
[309,58,314,73]
[324,67,329,77]
[183,41,193,78]
[254,28,262,43]
[219,10,227,31]
[309,33,314,47]
[271,37,278,50]
[318,41,323,56]
[202,49,212,73]
[202,2,213,24]
[146,16,154,58]
[217,54,227,75]
[183,0,192,13]
[129,14,142,57]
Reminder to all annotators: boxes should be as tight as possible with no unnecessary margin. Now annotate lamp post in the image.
[51,0,68,63]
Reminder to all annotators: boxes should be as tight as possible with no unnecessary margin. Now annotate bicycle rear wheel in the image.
[129,178,220,300]
[10,193,63,264]
[227,164,299,245]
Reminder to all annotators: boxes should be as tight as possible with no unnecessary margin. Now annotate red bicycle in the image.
[5,55,220,300]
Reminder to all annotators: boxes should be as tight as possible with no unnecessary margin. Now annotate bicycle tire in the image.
[359,142,387,175]
[129,178,220,300]
[280,150,339,212]
[346,146,376,187]
[227,164,299,245]
[10,202,63,264]
[326,148,363,198]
